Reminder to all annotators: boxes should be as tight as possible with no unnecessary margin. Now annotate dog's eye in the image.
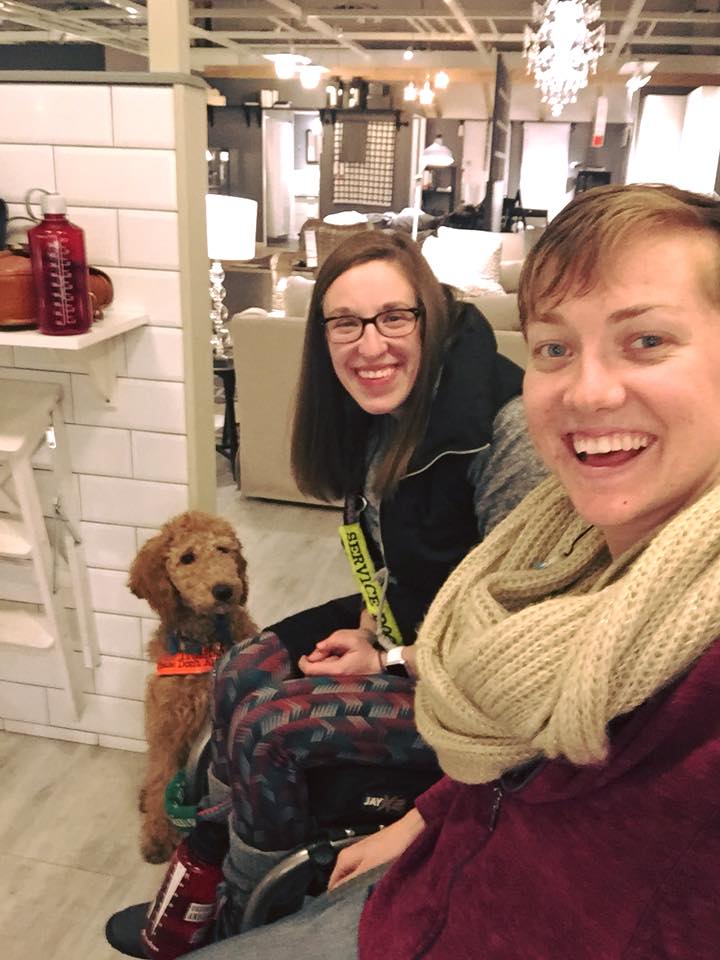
[216,546,230,554]
[180,551,195,564]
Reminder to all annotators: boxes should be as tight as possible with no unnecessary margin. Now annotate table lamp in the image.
[206,194,258,365]
[411,136,455,241]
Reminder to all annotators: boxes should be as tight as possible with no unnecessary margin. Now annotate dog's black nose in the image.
[212,583,233,603]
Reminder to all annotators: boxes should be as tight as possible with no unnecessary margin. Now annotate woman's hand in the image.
[298,629,380,676]
[328,808,426,890]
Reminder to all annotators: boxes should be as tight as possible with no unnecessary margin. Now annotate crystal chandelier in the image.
[523,0,605,117]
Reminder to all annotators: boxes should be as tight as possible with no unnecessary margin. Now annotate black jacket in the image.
[351,301,524,643]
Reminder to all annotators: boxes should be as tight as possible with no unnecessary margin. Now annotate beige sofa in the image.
[230,282,526,505]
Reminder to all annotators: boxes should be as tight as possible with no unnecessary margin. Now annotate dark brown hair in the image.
[291,229,453,501]
[518,184,720,329]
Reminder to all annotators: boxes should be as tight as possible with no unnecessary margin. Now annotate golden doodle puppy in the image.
[129,510,257,863]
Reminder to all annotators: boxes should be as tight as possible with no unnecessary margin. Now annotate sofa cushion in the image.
[422,228,505,296]
[284,274,315,318]
[463,291,521,333]
[499,260,522,294]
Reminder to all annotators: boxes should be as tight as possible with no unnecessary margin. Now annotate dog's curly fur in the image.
[129,510,257,864]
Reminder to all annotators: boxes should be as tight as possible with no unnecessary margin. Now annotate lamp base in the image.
[209,260,233,363]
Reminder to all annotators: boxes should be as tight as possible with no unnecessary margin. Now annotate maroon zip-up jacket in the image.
[359,639,720,959]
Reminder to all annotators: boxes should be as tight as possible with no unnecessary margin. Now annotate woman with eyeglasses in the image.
[108,232,545,948]
[185,229,546,932]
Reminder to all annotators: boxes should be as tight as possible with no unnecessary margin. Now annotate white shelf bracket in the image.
[81,341,117,403]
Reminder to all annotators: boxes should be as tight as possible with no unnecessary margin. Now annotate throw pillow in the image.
[423,228,505,296]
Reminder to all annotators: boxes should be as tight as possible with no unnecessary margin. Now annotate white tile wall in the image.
[137,529,162,551]
[104,268,182,328]
[80,521,137,570]
[95,612,143,659]
[66,205,120,267]
[131,431,188,483]
[0,144,55,201]
[0,679,48,723]
[72,375,186,433]
[140,618,159,659]
[125,326,184,382]
[0,80,194,750]
[0,644,91,690]
[80,475,188,527]
[47,687,144,740]
[67,425,132,477]
[0,84,113,146]
[55,147,178,211]
[89,568,153,618]
[30,424,130,476]
[93,655,153,699]
[112,87,176,149]
[118,210,180,270]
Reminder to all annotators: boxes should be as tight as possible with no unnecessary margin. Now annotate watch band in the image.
[383,646,409,678]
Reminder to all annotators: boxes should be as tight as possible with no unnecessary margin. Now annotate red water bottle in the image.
[28,193,92,335]
[141,822,228,959]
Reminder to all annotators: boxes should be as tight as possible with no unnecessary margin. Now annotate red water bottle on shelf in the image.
[141,822,228,960]
[28,193,92,335]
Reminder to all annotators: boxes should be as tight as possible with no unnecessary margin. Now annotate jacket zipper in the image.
[374,442,489,587]
[488,784,504,832]
[402,443,489,482]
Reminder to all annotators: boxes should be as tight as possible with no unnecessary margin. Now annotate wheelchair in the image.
[178,719,440,934]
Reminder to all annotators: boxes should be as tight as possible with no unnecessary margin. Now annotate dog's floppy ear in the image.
[128,531,177,624]
[232,536,249,606]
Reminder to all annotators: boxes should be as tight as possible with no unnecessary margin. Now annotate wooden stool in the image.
[0,379,98,718]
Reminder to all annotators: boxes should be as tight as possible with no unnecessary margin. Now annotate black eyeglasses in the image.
[322,307,422,344]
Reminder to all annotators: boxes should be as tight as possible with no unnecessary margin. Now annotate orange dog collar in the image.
[156,648,224,677]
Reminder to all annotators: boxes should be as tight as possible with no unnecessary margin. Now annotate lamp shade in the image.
[421,135,454,168]
[205,194,257,262]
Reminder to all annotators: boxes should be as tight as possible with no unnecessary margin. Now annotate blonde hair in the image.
[518,184,720,329]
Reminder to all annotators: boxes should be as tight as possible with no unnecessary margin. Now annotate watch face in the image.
[385,646,408,677]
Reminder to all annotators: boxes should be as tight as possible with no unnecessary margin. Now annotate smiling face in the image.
[523,230,720,558]
[323,258,422,415]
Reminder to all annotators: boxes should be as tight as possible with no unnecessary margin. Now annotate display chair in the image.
[0,379,98,717]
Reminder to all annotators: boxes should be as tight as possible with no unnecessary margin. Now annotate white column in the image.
[147,0,190,73]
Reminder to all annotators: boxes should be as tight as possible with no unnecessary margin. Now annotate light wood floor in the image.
[0,461,353,960]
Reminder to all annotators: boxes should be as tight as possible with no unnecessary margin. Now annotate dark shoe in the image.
[105,901,150,957]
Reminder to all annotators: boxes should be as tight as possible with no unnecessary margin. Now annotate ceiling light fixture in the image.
[434,70,450,90]
[620,60,658,93]
[418,77,435,106]
[404,80,418,102]
[523,0,605,117]
[403,47,414,61]
[298,64,327,90]
[263,52,311,80]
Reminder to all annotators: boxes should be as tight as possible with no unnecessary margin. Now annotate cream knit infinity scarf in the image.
[415,475,720,784]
